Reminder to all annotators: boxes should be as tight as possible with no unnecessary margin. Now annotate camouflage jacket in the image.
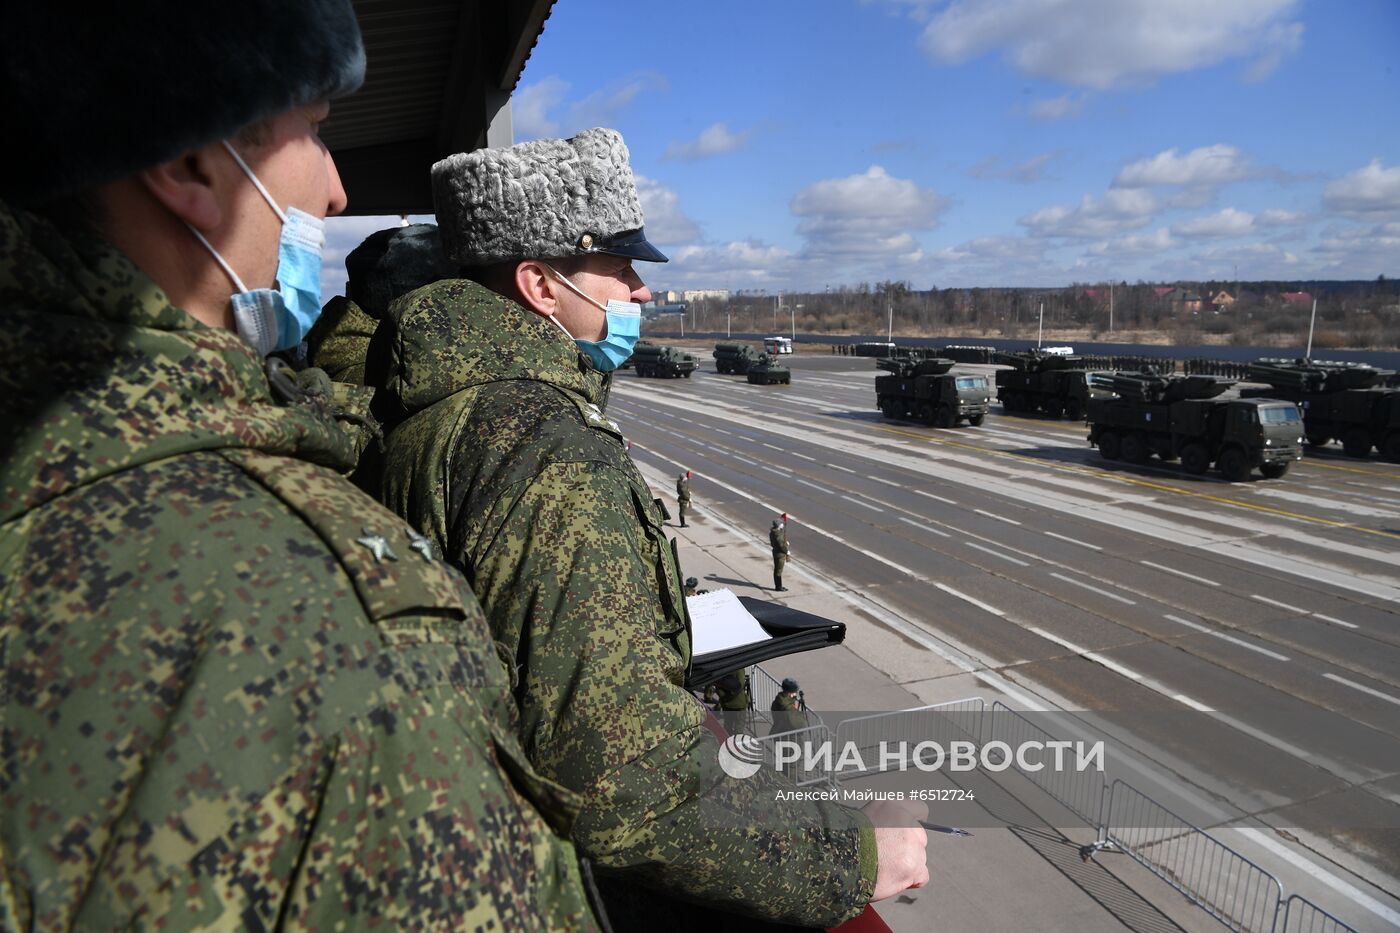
[305,294,377,385]
[770,525,789,556]
[0,203,598,931]
[366,279,876,926]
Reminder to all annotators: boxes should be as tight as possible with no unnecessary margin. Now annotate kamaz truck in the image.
[631,341,697,378]
[1086,373,1303,481]
[875,357,990,428]
[995,350,1106,420]
[746,352,791,385]
[713,342,762,374]
[1241,358,1400,461]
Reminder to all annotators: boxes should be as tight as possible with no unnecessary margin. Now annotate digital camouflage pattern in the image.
[304,294,378,385]
[0,202,599,931]
[362,278,876,926]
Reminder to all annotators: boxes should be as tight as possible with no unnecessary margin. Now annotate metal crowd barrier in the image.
[831,698,986,780]
[985,701,1106,828]
[754,722,834,788]
[1100,779,1283,933]
[1276,894,1361,933]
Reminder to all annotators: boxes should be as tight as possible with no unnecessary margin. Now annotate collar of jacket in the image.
[0,200,358,524]
[377,277,608,424]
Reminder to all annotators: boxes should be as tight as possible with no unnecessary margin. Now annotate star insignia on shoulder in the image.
[356,527,399,562]
[406,529,438,561]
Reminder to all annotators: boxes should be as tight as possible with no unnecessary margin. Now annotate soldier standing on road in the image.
[676,470,692,527]
[716,668,753,736]
[770,516,791,591]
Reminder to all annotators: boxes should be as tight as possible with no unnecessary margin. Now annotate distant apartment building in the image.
[683,289,730,302]
[651,289,682,304]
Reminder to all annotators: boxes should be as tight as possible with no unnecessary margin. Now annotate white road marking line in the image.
[1049,572,1138,605]
[795,478,835,494]
[1311,613,1359,630]
[1164,614,1291,661]
[1029,627,1143,681]
[898,517,951,538]
[1234,828,1400,929]
[711,428,734,436]
[1043,531,1101,551]
[1251,594,1305,613]
[732,455,757,466]
[914,490,957,505]
[965,542,1030,566]
[841,495,884,513]
[761,465,792,477]
[974,509,1021,526]
[1139,560,1221,587]
[868,475,903,487]
[830,464,857,474]
[761,442,785,451]
[790,451,818,462]
[934,583,1005,617]
[1323,673,1400,707]
[1173,694,1215,712]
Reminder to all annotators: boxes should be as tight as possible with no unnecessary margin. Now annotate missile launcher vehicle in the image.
[631,341,697,378]
[875,356,990,428]
[713,342,762,374]
[1086,372,1303,481]
[995,349,1106,420]
[1241,358,1400,461]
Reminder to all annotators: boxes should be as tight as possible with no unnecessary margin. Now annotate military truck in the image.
[713,342,762,374]
[746,352,791,385]
[631,341,697,378]
[1086,372,1303,481]
[1241,358,1400,461]
[995,350,1105,420]
[874,356,991,427]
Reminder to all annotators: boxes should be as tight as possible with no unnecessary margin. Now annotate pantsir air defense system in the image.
[1087,372,1303,481]
[630,341,697,378]
[1241,358,1400,461]
[713,342,762,374]
[875,356,990,427]
[995,349,1104,420]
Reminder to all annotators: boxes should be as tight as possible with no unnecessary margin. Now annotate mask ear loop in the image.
[221,140,288,224]
[185,223,250,293]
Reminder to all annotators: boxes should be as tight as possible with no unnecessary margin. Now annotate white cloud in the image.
[967,151,1060,183]
[660,240,800,289]
[1027,94,1085,121]
[911,0,1303,90]
[566,74,666,131]
[790,166,950,258]
[1310,222,1400,278]
[320,214,435,300]
[634,175,701,245]
[513,77,569,139]
[1113,145,1254,189]
[1257,208,1308,226]
[1088,228,1174,256]
[1323,159,1400,218]
[939,235,1045,262]
[1172,207,1256,238]
[662,123,753,161]
[1189,241,1300,276]
[1020,188,1157,238]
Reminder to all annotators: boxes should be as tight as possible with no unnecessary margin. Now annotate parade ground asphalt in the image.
[647,460,1230,933]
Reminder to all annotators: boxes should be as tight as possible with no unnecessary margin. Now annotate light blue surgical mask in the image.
[543,263,643,373]
[186,141,328,356]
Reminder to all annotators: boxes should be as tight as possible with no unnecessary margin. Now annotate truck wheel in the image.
[1305,433,1330,447]
[999,394,1015,412]
[1218,447,1251,482]
[918,403,934,424]
[969,413,985,426]
[1043,399,1064,419]
[1342,428,1372,458]
[1121,433,1149,464]
[1064,399,1083,421]
[1260,462,1290,479]
[1098,431,1122,461]
[1181,443,1209,475]
[684,371,692,378]
[934,407,955,429]
[1383,433,1400,464]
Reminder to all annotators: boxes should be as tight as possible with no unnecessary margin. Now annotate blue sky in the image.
[324,0,1400,294]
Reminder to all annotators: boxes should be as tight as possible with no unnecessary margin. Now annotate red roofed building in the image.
[1281,291,1312,303]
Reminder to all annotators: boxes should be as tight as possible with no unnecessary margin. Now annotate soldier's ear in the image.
[514,260,561,318]
[136,141,230,234]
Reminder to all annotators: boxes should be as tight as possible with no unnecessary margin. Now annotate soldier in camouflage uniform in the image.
[771,518,791,591]
[676,470,691,527]
[344,128,929,927]
[0,4,599,929]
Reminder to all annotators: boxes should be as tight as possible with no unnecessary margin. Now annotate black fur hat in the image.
[345,224,457,320]
[2,1,365,204]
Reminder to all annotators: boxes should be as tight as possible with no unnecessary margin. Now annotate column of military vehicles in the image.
[1242,358,1400,461]
[712,342,791,384]
[874,355,990,427]
[630,340,697,378]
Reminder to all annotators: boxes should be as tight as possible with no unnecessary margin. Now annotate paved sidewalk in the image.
[639,458,1227,933]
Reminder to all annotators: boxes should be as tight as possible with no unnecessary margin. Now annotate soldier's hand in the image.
[865,799,930,901]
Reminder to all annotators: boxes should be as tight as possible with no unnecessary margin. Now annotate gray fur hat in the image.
[432,127,668,267]
[346,224,456,320]
[1,0,365,203]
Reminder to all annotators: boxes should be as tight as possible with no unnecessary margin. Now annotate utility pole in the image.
[1305,298,1317,360]
[790,300,796,340]
[727,309,732,338]
[1109,283,1114,333]
[1037,302,1044,348]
